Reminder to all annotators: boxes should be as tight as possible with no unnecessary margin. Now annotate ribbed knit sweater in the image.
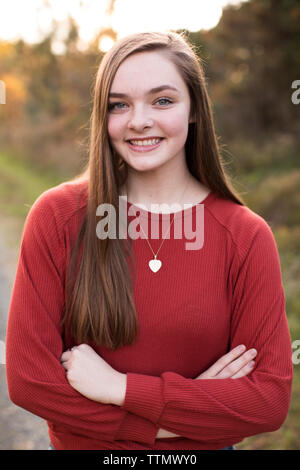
[5,179,293,450]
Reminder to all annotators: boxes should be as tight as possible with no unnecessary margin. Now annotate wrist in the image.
[156,427,180,439]
[112,372,127,406]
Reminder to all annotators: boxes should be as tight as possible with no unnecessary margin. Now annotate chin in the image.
[127,159,169,173]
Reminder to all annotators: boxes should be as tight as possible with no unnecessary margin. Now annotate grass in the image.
[0,150,66,251]
[230,138,300,450]
[0,151,64,219]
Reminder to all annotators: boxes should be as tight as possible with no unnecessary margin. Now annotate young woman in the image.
[6,31,293,451]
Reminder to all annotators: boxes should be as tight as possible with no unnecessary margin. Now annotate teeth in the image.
[129,138,162,146]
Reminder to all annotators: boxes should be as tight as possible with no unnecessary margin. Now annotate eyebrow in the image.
[108,85,179,98]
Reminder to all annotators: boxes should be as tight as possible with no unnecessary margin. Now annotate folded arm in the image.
[5,191,159,446]
[119,221,293,443]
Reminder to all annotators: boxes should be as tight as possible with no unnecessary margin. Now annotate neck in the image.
[122,175,194,208]
[120,158,199,207]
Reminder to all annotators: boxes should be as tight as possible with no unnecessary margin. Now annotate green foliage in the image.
[0,150,63,218]
[228,137,300,450]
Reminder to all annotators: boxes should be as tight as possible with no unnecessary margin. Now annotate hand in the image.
[60,343,126,405]
[156,345,257,440]
[195,344,257,380]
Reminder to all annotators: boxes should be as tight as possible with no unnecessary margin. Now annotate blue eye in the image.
[108,98,173,111]
[156,98,173,106]
[108,102,126,111]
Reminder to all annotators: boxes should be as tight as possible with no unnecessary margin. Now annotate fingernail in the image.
[237,345,246,352]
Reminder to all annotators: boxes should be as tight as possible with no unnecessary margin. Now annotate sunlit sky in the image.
[0,0,247,53]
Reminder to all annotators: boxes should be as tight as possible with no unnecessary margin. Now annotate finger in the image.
[216,349,257,379]
[60,350,73,363]
[204,345,247,377]
[230,360,256,379]
[61,360,69,371]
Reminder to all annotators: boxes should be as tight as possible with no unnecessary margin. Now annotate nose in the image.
[127,105,154,131]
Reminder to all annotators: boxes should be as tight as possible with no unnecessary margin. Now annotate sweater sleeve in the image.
[120,218,293,443]
[5,189,159,446]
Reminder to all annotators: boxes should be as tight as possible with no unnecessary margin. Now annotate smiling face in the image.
[107,50,194,174]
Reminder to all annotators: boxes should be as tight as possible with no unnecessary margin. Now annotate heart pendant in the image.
[149,258,162,273]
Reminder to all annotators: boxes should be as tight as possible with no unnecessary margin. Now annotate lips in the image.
[126,137,164,145]
[126,138,164,152]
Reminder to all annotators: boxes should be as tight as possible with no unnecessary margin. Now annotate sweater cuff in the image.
[114,412,159,445]
[121,372,165,423]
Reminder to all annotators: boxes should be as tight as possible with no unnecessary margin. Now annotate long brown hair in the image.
[63,31,246,350]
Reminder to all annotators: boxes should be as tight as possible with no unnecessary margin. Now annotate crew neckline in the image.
[120,190,215,220]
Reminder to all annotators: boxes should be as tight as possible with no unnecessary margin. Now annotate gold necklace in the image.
[126,179,190,273]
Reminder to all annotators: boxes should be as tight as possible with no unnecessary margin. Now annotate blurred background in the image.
[0,0,299,450]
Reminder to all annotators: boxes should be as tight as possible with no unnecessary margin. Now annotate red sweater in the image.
[5,179,293,450]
